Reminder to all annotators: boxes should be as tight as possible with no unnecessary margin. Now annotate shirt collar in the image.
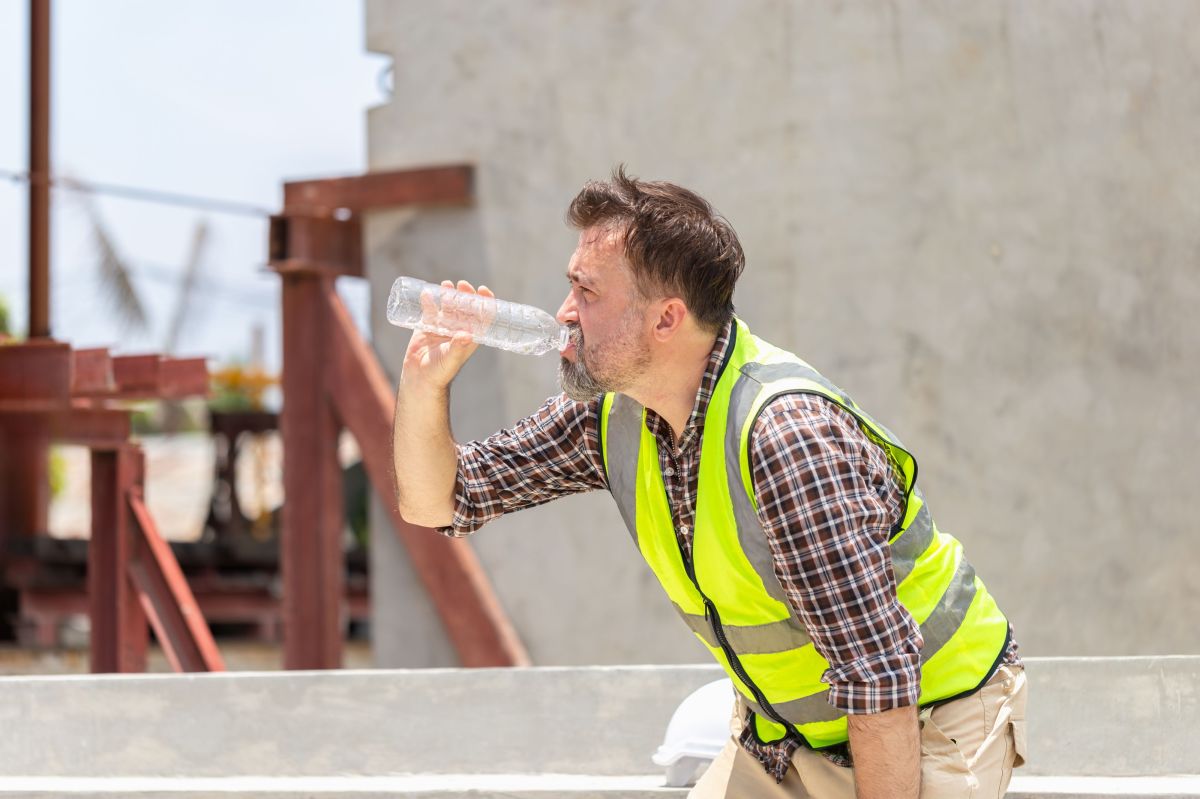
[665,318,736,453]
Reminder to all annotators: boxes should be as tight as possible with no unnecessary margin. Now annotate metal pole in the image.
[29,0,51,339]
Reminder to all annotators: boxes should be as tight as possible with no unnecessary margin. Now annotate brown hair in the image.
[566,166,745,333]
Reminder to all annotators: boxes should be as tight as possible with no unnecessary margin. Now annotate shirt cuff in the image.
[821,644,922,714]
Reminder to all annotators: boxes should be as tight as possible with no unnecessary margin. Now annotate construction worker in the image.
[393,168,1027,798]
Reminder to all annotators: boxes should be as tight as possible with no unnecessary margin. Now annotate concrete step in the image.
[0,658,1197,793]
[0,774,1196,798]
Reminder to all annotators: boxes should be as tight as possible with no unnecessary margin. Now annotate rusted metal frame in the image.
[156,357,209,399]
[279,271,345,669]
[0,339,71,401]
[282,165,473,216]
[28,0,51,338]
[0,416,52,550]
[321,281,530,667]
[71,348,113,394]
[73,355,208,400]
[22,586,371,617]
[109,354,160,393]
[20,585,370,644]
[269,215,363,278]
[48,406,131,446]
[126,491,225,672]
[88,445,146,672]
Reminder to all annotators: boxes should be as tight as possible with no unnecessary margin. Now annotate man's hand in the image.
[847,704,920,799]
[400,280,494,391]
[393,279,493,529]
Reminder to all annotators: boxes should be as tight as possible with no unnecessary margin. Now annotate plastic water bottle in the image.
[386,276,570,357]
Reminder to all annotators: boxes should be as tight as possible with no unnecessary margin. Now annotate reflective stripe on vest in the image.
[600,319,1010,748]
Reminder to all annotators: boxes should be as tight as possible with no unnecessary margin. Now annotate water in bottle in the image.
[386,276,570,357]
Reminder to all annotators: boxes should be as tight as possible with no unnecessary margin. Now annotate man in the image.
[393,168,1027,798]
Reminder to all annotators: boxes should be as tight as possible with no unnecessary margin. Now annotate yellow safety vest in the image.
[600,319,1010,748]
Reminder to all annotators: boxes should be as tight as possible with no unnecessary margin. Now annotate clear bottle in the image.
[386,276,569,357]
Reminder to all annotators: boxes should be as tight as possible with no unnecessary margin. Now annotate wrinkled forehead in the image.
[572,224,631,282]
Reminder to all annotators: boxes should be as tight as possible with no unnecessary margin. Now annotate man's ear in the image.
[652,298,689,342]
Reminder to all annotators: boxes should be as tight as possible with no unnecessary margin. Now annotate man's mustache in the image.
[567,324,583,348]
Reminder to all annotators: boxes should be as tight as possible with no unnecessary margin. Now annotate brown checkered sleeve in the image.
[749,394,924,715]
[435,393,608,538]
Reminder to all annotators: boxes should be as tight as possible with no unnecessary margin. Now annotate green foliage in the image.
[48,447,67,500]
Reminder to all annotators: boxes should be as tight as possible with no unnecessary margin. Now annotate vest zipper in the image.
[675,531,798,741]
[657,360,800,743]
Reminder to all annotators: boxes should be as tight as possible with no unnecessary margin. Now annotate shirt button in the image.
[664,466,675,477]
[680,525,690,536]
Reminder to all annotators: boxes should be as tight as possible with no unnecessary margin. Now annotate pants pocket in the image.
[1007,667,1029,770]
[1011,718,1027,769]
[919,706,979,799]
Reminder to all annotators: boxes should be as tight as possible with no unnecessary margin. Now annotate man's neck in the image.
[627,331,718,443]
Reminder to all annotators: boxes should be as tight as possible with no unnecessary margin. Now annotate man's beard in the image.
[557,320,650,403]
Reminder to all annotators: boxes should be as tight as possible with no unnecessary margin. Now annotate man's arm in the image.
[392,281,607,535]
[749,394,924,794]
[392,280,487,528]
[848,705,920,798]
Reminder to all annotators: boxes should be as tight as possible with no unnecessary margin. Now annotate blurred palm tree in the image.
[74,185,150,335]
[72,180,211,432]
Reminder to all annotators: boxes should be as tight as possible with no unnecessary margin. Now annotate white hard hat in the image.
[652,678,734,787]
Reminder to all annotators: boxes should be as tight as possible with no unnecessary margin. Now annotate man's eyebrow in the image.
[566,268,593,285]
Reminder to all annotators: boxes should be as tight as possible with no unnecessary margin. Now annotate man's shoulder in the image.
[748,390,871,456]
[753,390,840,428]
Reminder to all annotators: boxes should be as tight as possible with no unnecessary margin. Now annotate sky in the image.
[0,0,389,376]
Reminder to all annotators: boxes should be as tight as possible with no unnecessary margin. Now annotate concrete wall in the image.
[1,658,1197,779]
[364,1,1200,667]
[0,658,1197,795]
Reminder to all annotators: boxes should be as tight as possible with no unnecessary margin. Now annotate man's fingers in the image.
[419,286,438,313]
[478,284,495,299]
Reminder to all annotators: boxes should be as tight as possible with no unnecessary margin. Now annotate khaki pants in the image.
[689,665,1028,799]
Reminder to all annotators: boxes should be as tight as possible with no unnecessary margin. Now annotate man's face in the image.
[555,226,653,402]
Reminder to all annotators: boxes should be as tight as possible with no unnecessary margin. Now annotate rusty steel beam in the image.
[0,416,51,541]
[110,354,160,394]
[0,339,71,403]
[89,446,147,672]
[269,215,363,277]
[280,272,344,669]
[70,348,113,394]
[322,282,530,667]
[282,164,473,216]
[127,492,224,672]
[28,0,51,338]
[20,585,369,639]
[75,355,208,401]
[45,406,129,448]
[157,357,209,399]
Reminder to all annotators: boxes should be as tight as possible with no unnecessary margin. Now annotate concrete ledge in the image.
[0,775,681,798]
[0,665,722,778]
[0,657,1196,781]
[0,775,1197,798]
[1022,657,1200,776]
[1011,776,1200,797]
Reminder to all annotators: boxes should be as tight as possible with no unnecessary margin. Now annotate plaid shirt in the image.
[440,320,1019,779]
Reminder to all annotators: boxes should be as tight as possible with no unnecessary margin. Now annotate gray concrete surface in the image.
[0,658,1195,782]
[364,1,1200,667]
[3,775,1200,798]
[0,665,718,778]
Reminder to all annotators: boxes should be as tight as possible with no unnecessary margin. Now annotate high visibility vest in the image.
[599,319,1010,748]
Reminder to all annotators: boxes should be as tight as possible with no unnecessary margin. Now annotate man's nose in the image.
[556,292,578,326]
